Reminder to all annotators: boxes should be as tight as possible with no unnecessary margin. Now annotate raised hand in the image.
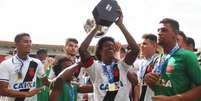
[115,8,123,26]
[114,42,122,52]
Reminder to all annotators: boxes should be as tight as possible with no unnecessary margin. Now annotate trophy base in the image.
[95,32,105,38]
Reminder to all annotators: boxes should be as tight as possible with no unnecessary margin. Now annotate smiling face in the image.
[15,35,32,55]
[100,41,115,61]
[95,37,115,62]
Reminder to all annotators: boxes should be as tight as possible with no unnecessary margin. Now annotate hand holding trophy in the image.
[84,0,121,38]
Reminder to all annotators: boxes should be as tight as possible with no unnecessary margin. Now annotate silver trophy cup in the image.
[84,18,108,38]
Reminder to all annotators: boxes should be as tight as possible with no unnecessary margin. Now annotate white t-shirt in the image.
[77,68,94,101]
[48,68,56,80]
[85,60,131,101]
[0,55,45,101]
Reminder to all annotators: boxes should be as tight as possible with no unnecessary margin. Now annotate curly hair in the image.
[52,55,72,76]
[95,37,115,61]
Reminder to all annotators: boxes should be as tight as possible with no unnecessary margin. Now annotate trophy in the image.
[84,0,121,38]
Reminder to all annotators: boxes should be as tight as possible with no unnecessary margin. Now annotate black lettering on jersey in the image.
[15,61,38,101]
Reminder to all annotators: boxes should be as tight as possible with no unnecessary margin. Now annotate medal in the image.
[18,72,22,79]
[108,83,117,91]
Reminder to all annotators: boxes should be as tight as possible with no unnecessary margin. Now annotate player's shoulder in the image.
[0,57,13,66]
[177,49,196,57]
[29,57,43,65]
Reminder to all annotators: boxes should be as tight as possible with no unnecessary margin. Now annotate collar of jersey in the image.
[12,54,31,64]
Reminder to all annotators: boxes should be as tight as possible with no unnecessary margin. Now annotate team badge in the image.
[28,68,35,78]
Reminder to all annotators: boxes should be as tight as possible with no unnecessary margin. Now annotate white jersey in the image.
[85,60,131,101]
[77,68,94,101]
[0,55,45,101]
[48,68,56,80]
[133,54,159,101]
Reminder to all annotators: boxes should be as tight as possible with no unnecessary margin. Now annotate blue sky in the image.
[0,0,201,48]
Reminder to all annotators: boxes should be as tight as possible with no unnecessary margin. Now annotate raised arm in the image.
[56,63,81,81]
[77,84,93,93]
[49,63,81,101]
[115,11,140,65]
[79,25,99,65]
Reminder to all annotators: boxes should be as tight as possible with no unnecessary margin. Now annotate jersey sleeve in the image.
[118,60,132,73]
[133,59,141,78]
[0,62,9,82]
[83,57,96,83]
[185,51,201,85]
[48,68,56,80]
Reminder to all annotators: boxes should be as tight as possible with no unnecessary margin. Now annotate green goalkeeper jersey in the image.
[154,49,201,100]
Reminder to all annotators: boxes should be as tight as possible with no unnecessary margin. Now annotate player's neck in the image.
[17,53,28,60]
[163,42,176,54]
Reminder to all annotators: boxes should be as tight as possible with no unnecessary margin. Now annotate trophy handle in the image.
[84,19,108,38]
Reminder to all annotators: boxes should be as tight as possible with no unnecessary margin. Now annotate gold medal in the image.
[108,83,117,91]
[18,72,22,79]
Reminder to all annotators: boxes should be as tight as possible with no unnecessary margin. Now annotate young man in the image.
[177,30,187,49]
[185,37,201,66]
[79,11,139,101]
[134,34,159,101]
[144,18,201,101]
[0,33,47,101]
[113,42,138,101]
[49,38,79,79]
[64,38,79,62]
[49,55,93,101]
[36,48,53,101]
[185,37,197,52]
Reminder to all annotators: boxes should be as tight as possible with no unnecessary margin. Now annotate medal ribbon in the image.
[154,44,180,75]
[102,62,116,83]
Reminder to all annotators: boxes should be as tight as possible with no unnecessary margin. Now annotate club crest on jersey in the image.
[13,81,36,90]
[28,68,35,77]
[166,65,174,73]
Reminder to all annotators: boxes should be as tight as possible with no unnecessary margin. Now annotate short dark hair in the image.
[14,33,30,43]
[142,34,157,44]
[53,55,72,76]
[36,48,47,55]
[178,31,187,41]
[186,37,196,51]
[159,18,179,32]
[65,38,78,46]
[95,37,115,61]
